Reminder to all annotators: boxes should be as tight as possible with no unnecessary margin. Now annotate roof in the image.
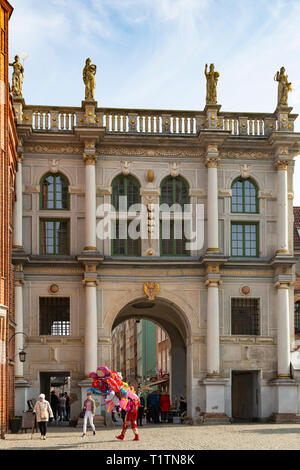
[294,207,300,250]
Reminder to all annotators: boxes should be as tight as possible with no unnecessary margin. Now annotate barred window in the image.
[295,301,300,334]
[231,298,260,335]
[39,297,70,336]
[40,173,69,210]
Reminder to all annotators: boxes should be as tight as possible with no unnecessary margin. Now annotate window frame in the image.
[230,297,261,336]
[111,219,141,257]
[231,221,259,258]
[160,175,190,211]
[40,172,70,211]
[39,297,71,337]
[231,177,259,214]
[40,218,70,256]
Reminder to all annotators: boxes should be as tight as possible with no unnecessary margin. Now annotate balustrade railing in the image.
[21,105,296,137]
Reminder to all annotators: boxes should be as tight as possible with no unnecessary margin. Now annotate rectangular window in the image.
[231,298,260,335]
[39,297,70,336]
[231,222,258,257]
[160,219,190,256]
[40,219,69,255]
[112,220,141,256]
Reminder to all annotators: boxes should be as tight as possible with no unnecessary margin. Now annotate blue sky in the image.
[9,0,300,203]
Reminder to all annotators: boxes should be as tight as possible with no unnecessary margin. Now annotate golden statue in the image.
[9,55,24,97]
[274,66,292,107]
[205,63,219,104]
[144,282,159,301]
[83,58,97,100]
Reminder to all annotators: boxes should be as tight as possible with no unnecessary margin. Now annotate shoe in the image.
[40,436,43,440]
[116,434,124,440]
[93,430,96,436]
[133,434,139,441]
[82,433,86,438]
[43,436,46,440]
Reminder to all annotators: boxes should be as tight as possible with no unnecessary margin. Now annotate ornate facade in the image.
[11,63,300,423]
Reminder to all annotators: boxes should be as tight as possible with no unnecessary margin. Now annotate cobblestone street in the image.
[0,423,299,450]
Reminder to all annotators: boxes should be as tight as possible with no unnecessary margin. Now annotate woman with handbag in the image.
[33,394,54,440]
[82,392,96,438]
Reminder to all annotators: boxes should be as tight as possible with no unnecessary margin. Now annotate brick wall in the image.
[0,0,17,438]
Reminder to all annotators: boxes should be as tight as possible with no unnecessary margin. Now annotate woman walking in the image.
[33,394,54,440]
[82,392,96,437]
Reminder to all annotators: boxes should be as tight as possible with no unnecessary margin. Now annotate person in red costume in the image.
[116,387,140,441]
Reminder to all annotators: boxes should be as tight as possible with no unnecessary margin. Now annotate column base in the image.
[200,412,231,425]
[270,413,297,424]
[83,246,98,252]
[206,248,220,253]
[275,249,289,255]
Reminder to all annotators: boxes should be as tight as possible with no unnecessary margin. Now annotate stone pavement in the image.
[0,423,299,450]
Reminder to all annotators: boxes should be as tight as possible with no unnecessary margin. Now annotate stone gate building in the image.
[11,64,300,423]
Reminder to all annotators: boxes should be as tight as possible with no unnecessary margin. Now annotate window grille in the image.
[39,297,70,336]
[295,301,300,333]
[231,298,260,335]
[231,178,258,213]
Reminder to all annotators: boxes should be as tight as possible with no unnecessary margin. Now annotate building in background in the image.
[137,320,157,385]
[0,0,18,439]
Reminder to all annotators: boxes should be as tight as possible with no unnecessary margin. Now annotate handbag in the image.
[79,410,85,418]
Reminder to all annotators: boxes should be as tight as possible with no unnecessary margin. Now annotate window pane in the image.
[39,297,70,336]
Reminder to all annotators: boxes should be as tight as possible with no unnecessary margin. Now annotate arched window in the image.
[111,174,140,211]
[40,173,69,210]
[111,174,141,256]
[231,178,258,214]
[160,176,190,256]
[160,175,189,209]
[295,301,300,334]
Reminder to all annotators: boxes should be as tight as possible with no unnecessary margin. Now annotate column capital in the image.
[274,159,290,171]
[82,278,99,287]
[83,153,98,165]
[205,156,219,168]
[275,281,292,289]
[205,279,222,287]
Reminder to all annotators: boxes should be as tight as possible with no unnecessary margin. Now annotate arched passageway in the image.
[111,297,189,403]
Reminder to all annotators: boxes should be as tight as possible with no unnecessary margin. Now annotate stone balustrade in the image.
[21,105,297,137]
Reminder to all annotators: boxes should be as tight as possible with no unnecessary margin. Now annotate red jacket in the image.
[160,394,170,412]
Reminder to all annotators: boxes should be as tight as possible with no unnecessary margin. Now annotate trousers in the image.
[83,411,95,433]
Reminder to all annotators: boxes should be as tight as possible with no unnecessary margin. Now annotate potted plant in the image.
[9,416,22,433]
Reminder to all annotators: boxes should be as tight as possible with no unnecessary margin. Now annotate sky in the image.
[8,0,300,204]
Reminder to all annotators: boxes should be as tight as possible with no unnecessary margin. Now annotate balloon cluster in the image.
[88,366,140,412]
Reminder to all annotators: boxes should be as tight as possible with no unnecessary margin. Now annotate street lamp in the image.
[8,332,29,362]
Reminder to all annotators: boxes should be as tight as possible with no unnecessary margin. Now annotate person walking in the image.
[33,394,54,440]
[137,388,145,427]
[64,392,71,421]
[160,392,170,423]
[58,393,66,421]
[82,392,96,437]
[151,390,161,423]
[50,390,59,421]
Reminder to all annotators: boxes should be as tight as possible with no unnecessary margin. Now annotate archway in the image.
[111,296,189,406]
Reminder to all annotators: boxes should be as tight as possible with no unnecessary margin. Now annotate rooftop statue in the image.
[9,55,24,97]
[274,66,292,107]
[205,63,219,105]
[83,57,97,101]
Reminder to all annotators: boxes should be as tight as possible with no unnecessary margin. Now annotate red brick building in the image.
[0,0,18,438]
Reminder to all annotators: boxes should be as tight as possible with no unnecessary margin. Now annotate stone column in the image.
[13,154,24,250]
[206,278,221,376]
[83,145,97,252]
[275,159,289,255]
[205,146,219,253]
[83,278,98,377]
[276,281,291,377]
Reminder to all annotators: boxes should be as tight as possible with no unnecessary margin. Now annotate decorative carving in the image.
[205,63,220,104]
[240,164,250,179]
[49,159,59,173]
[24,144,82,154]
[121,161,130,176]
[274,67,292,107]
[240,286,251,296]
[83,58,97,100]
[220,151,272,160]
[207,144,218,154]
[170,162,179,177]
[144,282,160,301]
[49,284,59,294]
[9,55,24,97]
[98,146,205,158]
[83,153,97,165]
[147,170,155,182]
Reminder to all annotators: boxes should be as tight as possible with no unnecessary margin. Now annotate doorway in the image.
[231,370,260,422]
